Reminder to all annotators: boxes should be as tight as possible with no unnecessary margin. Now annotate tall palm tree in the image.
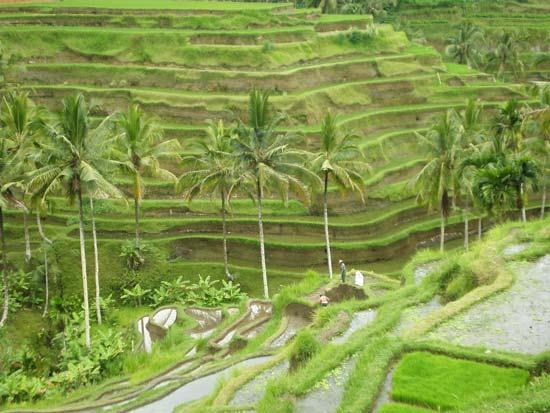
[412,110,463,252]
[445,22,484,68]
[0,91,42,264]
[35,203,52,317]
[309,113,369,278]
[27,94,123,349]
[456,99,483,249]
[177,120,237,279]
[233,89,316,298]
[486,31,524,81]
[524,85,550,219]
[473,163,516,222]
[510,154,540,222]
[494,99,524,153]
[115,104,180,251]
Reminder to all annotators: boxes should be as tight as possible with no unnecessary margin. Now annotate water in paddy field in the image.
[392,296,441,336]
[229,361,290,406]
[332,309,377,344]
[431,254,550,354]
[129,356,273,413]
[372,366,396,412]
[294,357,357,413]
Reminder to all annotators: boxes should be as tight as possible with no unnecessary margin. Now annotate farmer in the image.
[319,292,330,307]
[339,260,346,283]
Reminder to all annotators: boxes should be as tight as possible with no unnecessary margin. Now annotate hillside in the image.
[0,0,540,298]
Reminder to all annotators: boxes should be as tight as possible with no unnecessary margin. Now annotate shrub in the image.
[262,41,274,53]
[121,283,152,307]
[444,271,477,302]
[289,329,320,371]
[120,240,148,270]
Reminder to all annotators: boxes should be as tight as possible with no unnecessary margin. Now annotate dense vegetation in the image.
[0,0,548,412]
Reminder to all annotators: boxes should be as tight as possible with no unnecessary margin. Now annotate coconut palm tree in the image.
[456,99,484,249]
[27,94,123,349]
[486,31,524,81]
[412,110,464,252]
[445,22,484,68]
[494,99,524,153]
[177,120,238,279]
[309,113,369,278]
[509,154,540,222]
[115,104,180,252]
[472,163,516,222]
[0,91,43,264]
[233,89,317,298]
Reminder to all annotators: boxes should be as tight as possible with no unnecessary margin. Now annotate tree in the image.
[309,113,369,278]
[233,89,316,298]
[509,154,540,222]
[523,85,550,219]
[494,99,524,153]
[27,94,123,349]
[456,99,483,249]
[177,120,237,279]
[445,22,484,68]
[486,31,524,81]
[115,104,180,252]
[0,91,43,264]
[472,163,515,221]
[412,110,463,252]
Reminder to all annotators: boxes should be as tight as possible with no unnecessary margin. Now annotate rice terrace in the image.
[0,0,549,412]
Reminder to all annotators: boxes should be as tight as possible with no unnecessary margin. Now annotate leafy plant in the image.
[121,284,151,307]
[120,240,148,270]
[289,329,320,371]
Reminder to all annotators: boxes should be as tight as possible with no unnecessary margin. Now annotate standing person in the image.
[339,260,347,283]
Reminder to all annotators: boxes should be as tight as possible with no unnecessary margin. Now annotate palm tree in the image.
[494,99,524,153]
[486,31,524,81]
[456,99,483,249]
[523,85,550,218]
[177,120,237,279]
[27,94,123,349]
[412,110,463,252]
[233,89,316,298]
[0,91,42,264]
[309,113,369,278]
[509,154,540,222]
[35,203,52,317]
[473,163,516,221]
[445,22,484,68]
[115,104,180,251]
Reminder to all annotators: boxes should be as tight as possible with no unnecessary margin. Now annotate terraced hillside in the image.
[0,0,540,298]
[388,0,550,81]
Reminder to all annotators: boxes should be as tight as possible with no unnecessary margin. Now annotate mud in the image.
[129,356,273,413]
[413,262,438,285]
[270,303,314,348]
[431,255,550,354]
[229,361,290,406]
[185,307,223,339]
[372,366,396,412]
[211,301,273,348]
[294,357,357,413]
[503,243,531,256]
[325,284,367,302]
[332,309,377,344]
[392,296,442,336]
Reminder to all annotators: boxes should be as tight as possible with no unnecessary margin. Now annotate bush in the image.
[444,271,477,302]
[289,329,320,371]
[120,240,148,270]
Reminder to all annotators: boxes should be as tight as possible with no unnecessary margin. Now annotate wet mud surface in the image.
[332,309,377,344]
[229,361,290,406]
[431,255,550,354]
[294,357,357,413]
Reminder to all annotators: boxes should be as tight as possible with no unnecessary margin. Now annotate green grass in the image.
[3,0,289,11]
[379,403,433,413]
[391,352,530,410]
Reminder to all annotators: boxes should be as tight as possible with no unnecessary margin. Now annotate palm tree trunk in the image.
[0,207,8,328]
[77,189,91,350]
[134,175,141,249]
[323,171,333,279]
[90,198,102,325]
[478,217,482,240]
[519,184,526,223]
[464,201,469,252]
[221,188,230,278]
[36,211,51,318]
[257,179,269,299]
[23,210,31,264]
[541,178,546,219]
[42,246,49,318]
[440,209,445,252]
